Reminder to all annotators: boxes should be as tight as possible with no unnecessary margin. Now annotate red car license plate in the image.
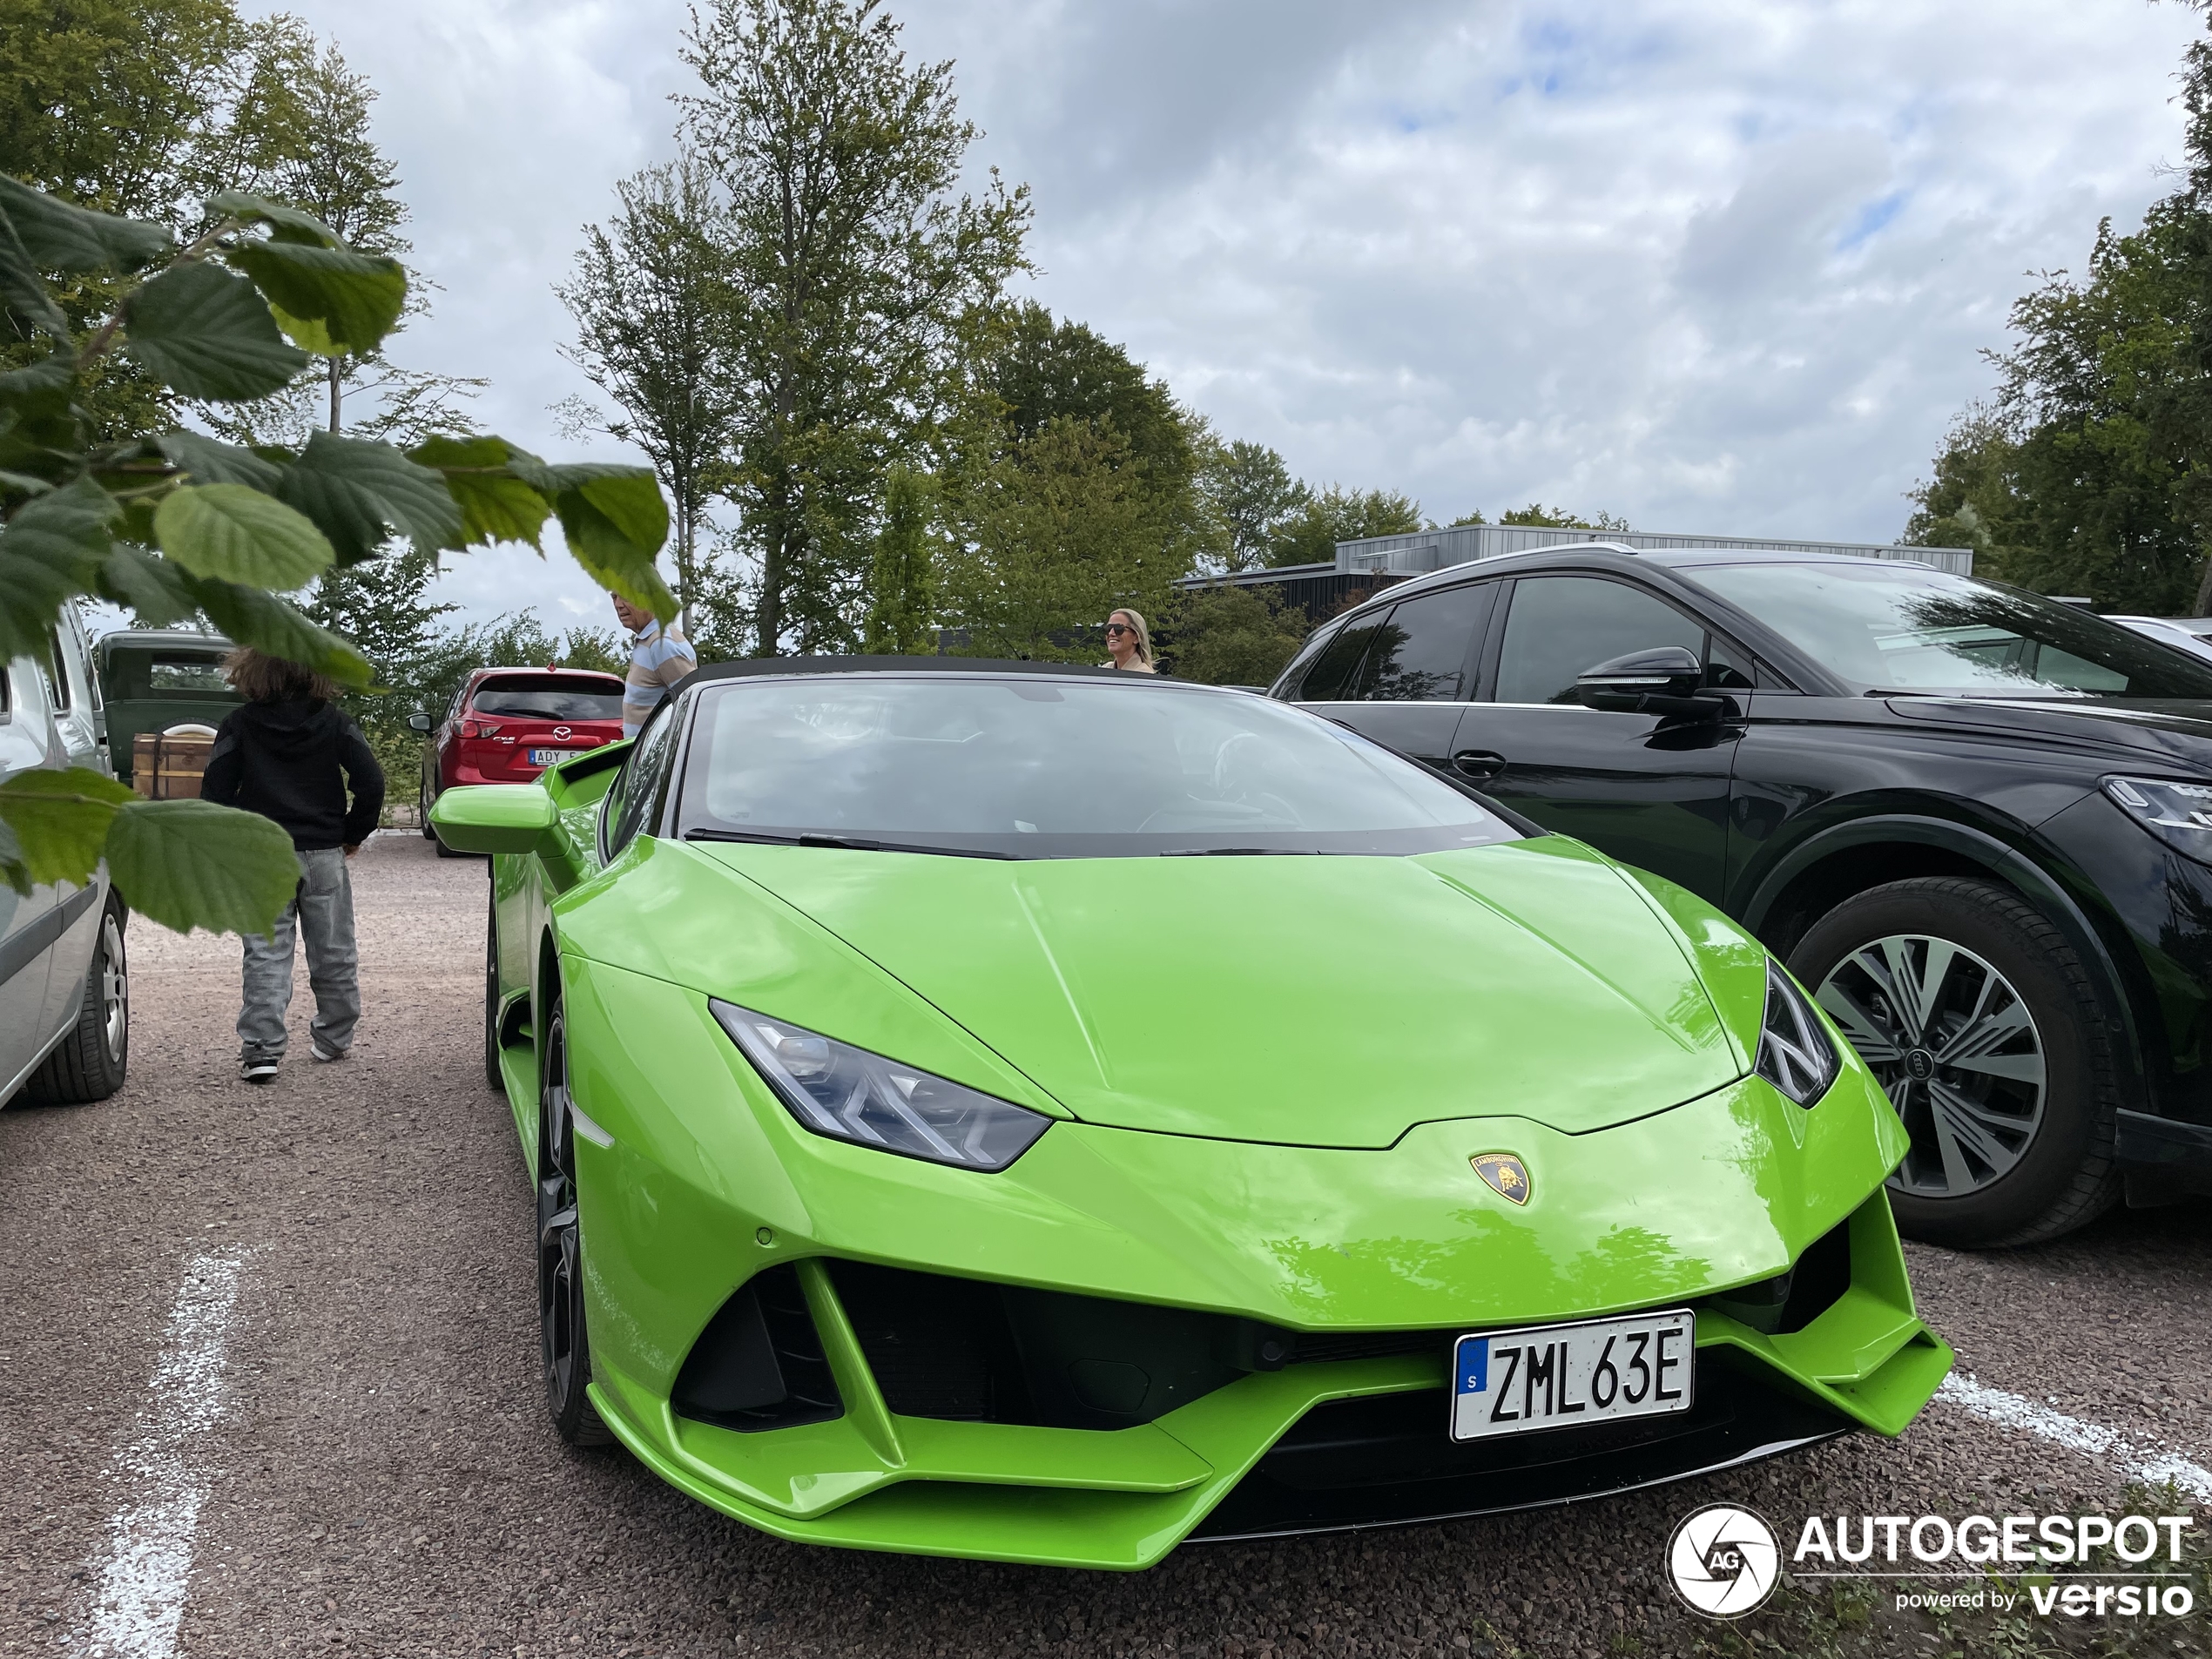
[529,748,583,767]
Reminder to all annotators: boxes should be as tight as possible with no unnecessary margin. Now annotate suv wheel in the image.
[1788,877,2120,1248]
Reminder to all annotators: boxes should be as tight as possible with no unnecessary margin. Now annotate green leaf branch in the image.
[0,769,300,935]
[0,170,678,936]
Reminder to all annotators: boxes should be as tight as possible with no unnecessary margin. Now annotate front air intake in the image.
[671,1264,842,1432]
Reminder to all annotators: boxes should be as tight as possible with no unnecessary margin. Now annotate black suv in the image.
[1269,543,2212,1247]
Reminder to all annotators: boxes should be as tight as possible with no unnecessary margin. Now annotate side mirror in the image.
[428,784,556,855]
[1575,646,1720,718]
[408,711,432,733]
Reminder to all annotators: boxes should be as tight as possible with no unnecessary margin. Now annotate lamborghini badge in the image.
[1471,1152,1531,1204]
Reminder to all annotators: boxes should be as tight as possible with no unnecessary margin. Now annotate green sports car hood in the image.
[634,835,1758,1150]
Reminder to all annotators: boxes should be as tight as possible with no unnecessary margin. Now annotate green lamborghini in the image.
[429,659,1950,1570]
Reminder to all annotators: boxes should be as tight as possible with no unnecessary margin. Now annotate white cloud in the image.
[266,0,2203,624]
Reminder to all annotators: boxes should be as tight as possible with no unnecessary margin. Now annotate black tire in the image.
[420,776,438,840]
[483,882,505,1092]
[538,995,611,1447]
[26,897,128,1104]
[1788,877,2120,1248]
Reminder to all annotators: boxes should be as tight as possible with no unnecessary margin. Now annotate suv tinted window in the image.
[1359,583,1492,701]
[1689,561,2212,697]
[1292,620,1382,701]
[472,674,624,722]
[1495,577,1705,705]
[1707,638,1756,691]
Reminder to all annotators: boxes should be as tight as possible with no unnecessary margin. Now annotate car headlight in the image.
[2103,776,2212,865]
[1756,961,1839,1107]
[710,1001,1051,1171]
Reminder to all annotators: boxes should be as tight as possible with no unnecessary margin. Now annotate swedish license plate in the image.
[1450,1309,1694,1441]
[529,749,583,767]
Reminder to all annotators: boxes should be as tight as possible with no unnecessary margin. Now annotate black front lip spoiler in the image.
[1189,1360,1848,1544]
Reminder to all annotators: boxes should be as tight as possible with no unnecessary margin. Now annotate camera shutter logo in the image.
[1668,1503,1781,1618]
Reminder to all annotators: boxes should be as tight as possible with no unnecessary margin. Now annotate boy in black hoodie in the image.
[201,649,384,1083]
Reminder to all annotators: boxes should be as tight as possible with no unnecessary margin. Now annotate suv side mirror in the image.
[408,711,432,733]
[1576,646,1722,718]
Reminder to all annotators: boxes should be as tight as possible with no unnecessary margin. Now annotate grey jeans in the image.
[239,847,360,1060]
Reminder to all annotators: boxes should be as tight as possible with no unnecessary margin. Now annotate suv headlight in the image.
[1756,962,1839,1107]
[710,1001,1051,1171]
[2103,776,2212,865]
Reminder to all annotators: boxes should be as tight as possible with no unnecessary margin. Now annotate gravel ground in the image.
[2,832,2207,1659]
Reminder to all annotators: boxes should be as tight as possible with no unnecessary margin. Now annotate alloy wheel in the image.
[1814,934,2047,1199]
[537,1011,585,1421]
[98,911,127,1062]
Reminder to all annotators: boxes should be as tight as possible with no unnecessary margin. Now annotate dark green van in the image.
[94,630,241,785]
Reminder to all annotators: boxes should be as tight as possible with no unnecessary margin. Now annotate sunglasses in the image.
[1103,623,1135,637]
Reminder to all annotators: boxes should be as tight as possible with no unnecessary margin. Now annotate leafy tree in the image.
[3,0,247,441]
[1268,484,1424,567]
[305,543,452,792]
[190,23,482,448]
[1905,210,2207,611]
[0,0,242,218]
[958,300,1209,586]
[1197,435,1308,573]
[1905,9,2212,611]
[556,151,740,626]
[678,0,1029,655]
[938,418,1164,662]
[1158,582,1310,685]
[1900,407,2032,566]
[1498,502,1629,530]
[863,462,935,652]
[986,302,1189,478]
[0,174,673,934]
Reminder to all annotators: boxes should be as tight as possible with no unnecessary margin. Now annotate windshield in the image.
[1689,562,2212,698]
[678,675,1520,858]
[471,674,624,721]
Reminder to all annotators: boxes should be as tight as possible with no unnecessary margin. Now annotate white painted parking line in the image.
[1939,1372,2212,1503]
[84,1251,251,1659]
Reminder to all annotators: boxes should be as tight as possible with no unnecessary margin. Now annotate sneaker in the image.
[240,1057,280,1084]
[310,1040,346,1063]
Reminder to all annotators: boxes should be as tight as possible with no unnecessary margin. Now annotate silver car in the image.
[3,607,129,1106]
[2106,615,2212,664]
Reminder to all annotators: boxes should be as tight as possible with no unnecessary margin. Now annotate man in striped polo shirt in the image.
[611,591,698,737]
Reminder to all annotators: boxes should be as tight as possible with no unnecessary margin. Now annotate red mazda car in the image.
[411,667,626,855]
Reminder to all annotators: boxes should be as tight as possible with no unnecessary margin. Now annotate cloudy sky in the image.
[263,0,2204,631]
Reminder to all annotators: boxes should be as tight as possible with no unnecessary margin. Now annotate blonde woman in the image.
[1102,609,1157,672]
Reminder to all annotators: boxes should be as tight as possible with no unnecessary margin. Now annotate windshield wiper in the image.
[683,827,1014,860]
[1159,846,1316,856]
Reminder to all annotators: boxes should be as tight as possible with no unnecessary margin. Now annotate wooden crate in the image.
[132,731,214,799]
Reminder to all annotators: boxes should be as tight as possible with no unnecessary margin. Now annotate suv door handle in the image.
[1452,750,1506,779]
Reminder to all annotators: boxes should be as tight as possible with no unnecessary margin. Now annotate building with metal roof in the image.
[1331,523,1973,577]
[1175,524,1975,624]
